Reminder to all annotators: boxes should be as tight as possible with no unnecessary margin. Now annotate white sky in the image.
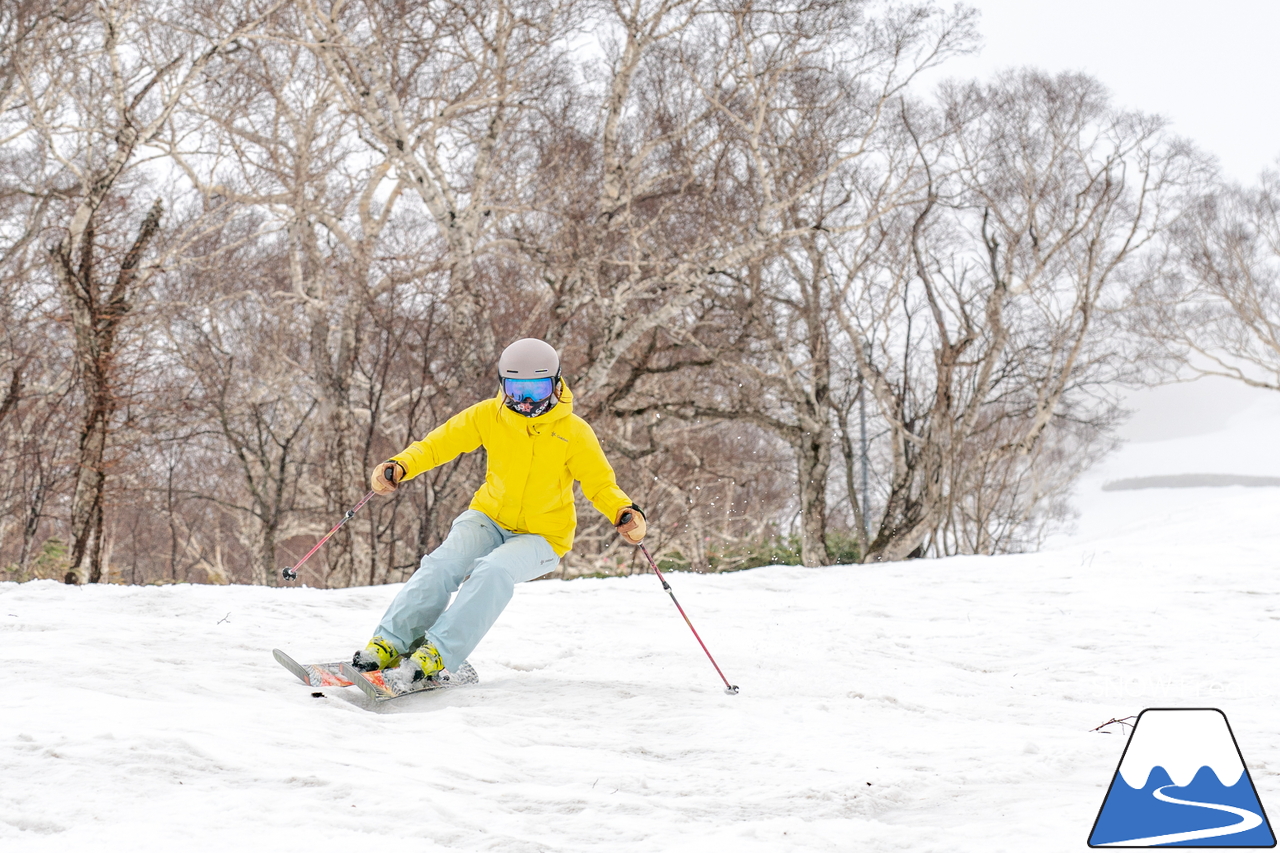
[932,0,1280,184]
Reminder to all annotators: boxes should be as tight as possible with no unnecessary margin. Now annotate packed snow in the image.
[4,389,1280,852]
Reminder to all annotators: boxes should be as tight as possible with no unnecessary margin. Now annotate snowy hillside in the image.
[4,391,1280,852]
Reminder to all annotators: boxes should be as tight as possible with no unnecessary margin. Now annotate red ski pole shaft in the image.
[638,542,739,695]
[281,487,379,582]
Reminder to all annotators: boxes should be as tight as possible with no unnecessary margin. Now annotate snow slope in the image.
[4,395,1280,852]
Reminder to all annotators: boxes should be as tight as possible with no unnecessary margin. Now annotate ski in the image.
[339,660,479,702]
[273,648,358,688]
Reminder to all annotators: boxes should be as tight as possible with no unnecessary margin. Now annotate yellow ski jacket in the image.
[390,384,632,556]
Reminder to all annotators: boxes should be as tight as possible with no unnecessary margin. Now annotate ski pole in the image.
[281,465,395,581]
[634,537,740,695]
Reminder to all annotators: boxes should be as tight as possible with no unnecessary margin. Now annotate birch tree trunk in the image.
[54,199,163,583]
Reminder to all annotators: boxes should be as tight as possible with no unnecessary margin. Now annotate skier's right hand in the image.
[615,505,647,545]
[371,461,406,495]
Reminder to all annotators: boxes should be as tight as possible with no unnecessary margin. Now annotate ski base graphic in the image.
[339,661,479,702]
[273,648,354,687]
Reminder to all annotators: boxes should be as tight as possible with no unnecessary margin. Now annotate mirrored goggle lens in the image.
[503,377,555,402]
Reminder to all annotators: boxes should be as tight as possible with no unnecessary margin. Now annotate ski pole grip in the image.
[618,511,632,526]
[384,463,398,486]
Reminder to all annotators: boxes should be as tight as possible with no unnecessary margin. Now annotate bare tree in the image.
[0,0,87,580]
[837,70,1195,561]
[1136,169,1280,391]
[2,2,1209,586]
[292,0,583,378]
[9,0,284,583]
[557,0,974,566]
[161,27,452,586]
[157,243,319,584]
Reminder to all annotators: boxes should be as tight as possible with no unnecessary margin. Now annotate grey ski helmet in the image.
[498,338,562,417]
[498,338,560,380]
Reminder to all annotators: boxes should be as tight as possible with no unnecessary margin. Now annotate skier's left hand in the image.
[615,505,646,545]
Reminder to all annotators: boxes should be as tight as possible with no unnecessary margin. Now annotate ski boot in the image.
[351,636,401,672]
[384,640,445,691]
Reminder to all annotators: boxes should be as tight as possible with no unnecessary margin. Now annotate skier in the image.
[352,338,647,689]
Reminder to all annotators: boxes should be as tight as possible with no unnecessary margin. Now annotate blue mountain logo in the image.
[1089,708,1275,847]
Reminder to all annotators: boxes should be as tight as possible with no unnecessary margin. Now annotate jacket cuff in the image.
[614,503,643,524]
[388,455,415,481]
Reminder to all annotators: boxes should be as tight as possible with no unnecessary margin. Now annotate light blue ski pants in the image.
[373,510,561,672]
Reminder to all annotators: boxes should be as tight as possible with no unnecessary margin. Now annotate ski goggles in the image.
[503,376,556,403]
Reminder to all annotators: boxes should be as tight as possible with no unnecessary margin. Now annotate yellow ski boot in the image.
[351,636,401,672]
[385,641,445,690]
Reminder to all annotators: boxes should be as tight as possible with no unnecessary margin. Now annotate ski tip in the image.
[273,649,312,686]
[339,662,393,701]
